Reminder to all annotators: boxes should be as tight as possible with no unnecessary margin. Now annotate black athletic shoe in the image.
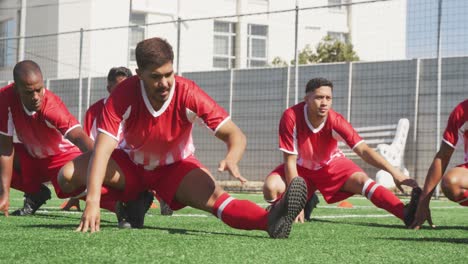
[11,184,51,216]
[267,177,307,239]
[403,187,422,227]
[159,200,173,216]
[304,192,320,221]
[117,191,154,229]
[115,202,132,229]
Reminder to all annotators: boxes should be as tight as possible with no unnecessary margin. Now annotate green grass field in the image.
[0,188,466,264]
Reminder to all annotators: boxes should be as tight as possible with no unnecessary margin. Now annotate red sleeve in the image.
[43,95,80,136]
[97,83,131,140]
[185,81,229,132]
[83,100,102,137]
[278,109,297,154]
[0,86,13,136]
[332,112,363,149]
[442,102,464,148]
[83,109,93,136]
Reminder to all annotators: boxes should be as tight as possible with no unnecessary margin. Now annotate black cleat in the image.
[403,187,422,227]
[159,200,173,216]
[115,202,132,229]
[116,191,154,229]
[304,192,320,221]
[11,184,51,216]
[267,177,307,239]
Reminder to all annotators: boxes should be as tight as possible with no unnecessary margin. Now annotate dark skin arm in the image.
[66,127,94,153]
[410,142,453,229]
[0,134,14,216]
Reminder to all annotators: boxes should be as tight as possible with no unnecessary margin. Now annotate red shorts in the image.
[111,149,203,210]
[456,162,468,169]
[11,143,81,196]
[268,157,364,204]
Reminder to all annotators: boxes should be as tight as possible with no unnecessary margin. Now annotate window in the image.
[0,19,16,67]
[247,24,268,67]
[328,31,349,43]
[128,13,146,62]
[213,21,236,69]
[328,0,344,11]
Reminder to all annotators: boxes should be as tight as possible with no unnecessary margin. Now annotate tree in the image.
[309,35,359,63]
[274,35,360,66]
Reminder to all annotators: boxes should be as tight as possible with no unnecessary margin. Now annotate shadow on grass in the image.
[309,218,405,229]
[380,237,468,244]
[16,216,267,238]
[137,225,266,239]
[309,218,468,231]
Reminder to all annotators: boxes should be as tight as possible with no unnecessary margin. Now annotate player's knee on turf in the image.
[263,174,286,202]
[441,170,462,201]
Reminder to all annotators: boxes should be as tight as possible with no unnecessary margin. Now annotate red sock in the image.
[212,193,268,231]
[362,179,404,220]
[456,190,468,206]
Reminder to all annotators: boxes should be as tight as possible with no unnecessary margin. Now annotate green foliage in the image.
[270,56,289,67]
[276,35,360,66]
[310,35,360,63]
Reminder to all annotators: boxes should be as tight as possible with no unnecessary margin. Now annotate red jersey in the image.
[98,75,229,170]
[442,99,468,162]
[279,102,363,170]
[0,83,80,158]
[83,98,105,140]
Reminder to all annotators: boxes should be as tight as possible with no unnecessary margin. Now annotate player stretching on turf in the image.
[411,99,468,229]
[0,60,93,216]
[59,37,307,238]
[263,77,421,227]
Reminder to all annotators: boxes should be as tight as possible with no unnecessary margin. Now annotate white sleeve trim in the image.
[442,138,456,149]
[97,128,120,142]
[214,116,231,133]
[63,124,82,137]
[351,139,365,150]
[279,147,298,155]
[0,130,12,137]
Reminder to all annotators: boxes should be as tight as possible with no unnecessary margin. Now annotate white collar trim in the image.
[304,104,327,133]
[140,80,175,117]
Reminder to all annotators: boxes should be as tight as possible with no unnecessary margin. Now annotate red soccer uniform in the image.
[0,83,82,196]
[83,98,105,140]
[0,83,81,158]
[442,99,468,163]
[279,102,363,170]
[98,75,229,170]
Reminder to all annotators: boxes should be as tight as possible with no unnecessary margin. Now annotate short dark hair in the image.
[107,66,132,82]
[13,60,42,84]
[135,37,174,70]
[305,77,333,93]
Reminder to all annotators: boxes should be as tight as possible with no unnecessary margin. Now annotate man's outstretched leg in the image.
[174,167,307,238]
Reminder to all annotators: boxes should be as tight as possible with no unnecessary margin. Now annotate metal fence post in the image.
[294,4,299,104]
[435,0,443,199]
[78,28,84,122]
[176,17,181,74]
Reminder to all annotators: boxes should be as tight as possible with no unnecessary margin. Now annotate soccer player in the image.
[0,60,94,216]
[59,37,307,238]
[410,99,468,229]
[60,67,135,212]
[263,77,421,226]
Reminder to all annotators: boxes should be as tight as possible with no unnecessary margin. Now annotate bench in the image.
[338,118,410,187]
